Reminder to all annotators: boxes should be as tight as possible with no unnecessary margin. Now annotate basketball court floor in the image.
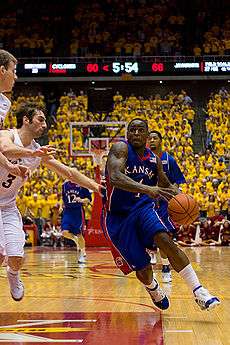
[0,246,229,344]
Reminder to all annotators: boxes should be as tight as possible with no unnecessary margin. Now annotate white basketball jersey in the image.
[0,129,41,207]
[0,93,11,128]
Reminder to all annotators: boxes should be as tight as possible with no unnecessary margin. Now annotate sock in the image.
[145,278,158,290]
[7,266,18,275]
[161,258,170,266]
[179,264,201,292]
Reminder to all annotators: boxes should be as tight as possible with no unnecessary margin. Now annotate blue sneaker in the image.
[193,286,220,311]
[146,282,170,310]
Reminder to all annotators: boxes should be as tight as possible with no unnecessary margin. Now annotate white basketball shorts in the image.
[0,206,25,257]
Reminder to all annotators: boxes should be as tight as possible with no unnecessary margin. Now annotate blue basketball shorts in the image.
[61,209,84,235]
[155,201,176,234]
[103,202,169,274]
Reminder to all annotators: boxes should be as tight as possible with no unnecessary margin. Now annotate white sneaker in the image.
[150,253,157,265]
[146,280,170,310]
[7,268,24,301]
[162,271,172,283]
[78,251,86,264]
[194,286,220,310]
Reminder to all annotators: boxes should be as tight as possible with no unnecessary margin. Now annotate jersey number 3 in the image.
[2,174,17,188]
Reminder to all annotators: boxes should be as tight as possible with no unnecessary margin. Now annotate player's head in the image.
[0,50,17,92]
[127,118,149,149]
[148,130,162,152]
[16,101,47,138]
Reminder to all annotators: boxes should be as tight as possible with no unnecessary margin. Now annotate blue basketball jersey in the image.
[160,151,186,185]
[105,142,158,214]
[62,181,92,209]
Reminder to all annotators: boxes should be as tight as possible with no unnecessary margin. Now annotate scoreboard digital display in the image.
[18,60,230,77]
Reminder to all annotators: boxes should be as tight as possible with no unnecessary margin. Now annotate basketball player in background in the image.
[0,102,102,301]
[148,130,186,283]
[104,118,220,311]
[0,49,30,178]
[61,180,92,263]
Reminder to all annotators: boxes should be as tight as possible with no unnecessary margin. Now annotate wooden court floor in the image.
[0,246,229,345]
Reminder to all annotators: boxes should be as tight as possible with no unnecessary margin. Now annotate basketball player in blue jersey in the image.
[104,118,220,311]
[148,130,186,283]
[61,181,92,263]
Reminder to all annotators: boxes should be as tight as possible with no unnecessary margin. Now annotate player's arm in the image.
[0,130,55,159]
[107,142,176,199]
[42,156,101,193]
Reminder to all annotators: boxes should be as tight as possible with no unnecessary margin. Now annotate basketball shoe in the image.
[193,286,220,310]
[162,265,172,283]
[78,251,86,264]
[146,280,170,310]
[7,268,24,301]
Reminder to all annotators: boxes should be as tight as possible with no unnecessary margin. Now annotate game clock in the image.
[112,62,139,74]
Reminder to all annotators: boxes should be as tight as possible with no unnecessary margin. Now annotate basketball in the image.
[168,193,199,226]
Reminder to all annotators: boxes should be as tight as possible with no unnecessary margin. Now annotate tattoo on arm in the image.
[107,142,152,194]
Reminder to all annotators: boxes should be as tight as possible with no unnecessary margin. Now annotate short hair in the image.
[149,130,162,141]
[15,101,45,128]
[0,50,17,69]
[127,118,148,131]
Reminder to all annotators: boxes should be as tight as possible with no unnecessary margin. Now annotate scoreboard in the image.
[17,60,230,78]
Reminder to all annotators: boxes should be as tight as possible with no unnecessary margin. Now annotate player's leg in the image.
[154,231,220,310]
[3,207,25,301]
[77,234,86,263]
[159,249,172,283]
[106,209,170,310]
[156,205,174,283]
[0,209,6,266]
[62,230,79,250]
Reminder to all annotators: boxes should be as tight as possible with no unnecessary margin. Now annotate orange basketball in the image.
[168,193,199,226]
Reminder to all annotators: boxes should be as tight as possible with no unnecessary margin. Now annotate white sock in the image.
[179,264,201,293]
[161,258,170,266]
[145,278,158,290]
[7,266,18,275]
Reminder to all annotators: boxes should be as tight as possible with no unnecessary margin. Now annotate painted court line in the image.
[0,333,83,342]
[166,330,193,333]
[0,319,97,329]
[17,319,97,323]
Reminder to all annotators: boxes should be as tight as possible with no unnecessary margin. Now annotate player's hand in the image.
[148,186,178,201]
[32,145,57,158]
[7,163,30,179]
[89,180,105,195]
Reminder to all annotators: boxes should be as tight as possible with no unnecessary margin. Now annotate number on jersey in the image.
[67,194,79,203]
[2,174,17,189]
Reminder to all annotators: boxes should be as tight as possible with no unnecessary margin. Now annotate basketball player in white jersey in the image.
[0,101,102,301]
[0,49,30,178]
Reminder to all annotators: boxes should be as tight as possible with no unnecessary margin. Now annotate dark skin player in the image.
[107,119,190,286]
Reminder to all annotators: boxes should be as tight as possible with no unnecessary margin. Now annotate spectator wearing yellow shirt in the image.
[220,186,230,217]
[197,190,209,218]
[207,195,219,218]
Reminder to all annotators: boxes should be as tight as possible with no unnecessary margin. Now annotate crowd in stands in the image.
[1,0,229,57]
[3,86,229,247]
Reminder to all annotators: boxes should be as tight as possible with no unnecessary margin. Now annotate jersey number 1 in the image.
[135,178,143,198]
